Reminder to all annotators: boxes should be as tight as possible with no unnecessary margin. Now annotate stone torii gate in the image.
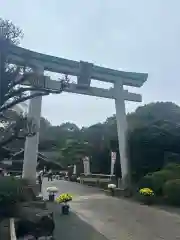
[6,44,148,188]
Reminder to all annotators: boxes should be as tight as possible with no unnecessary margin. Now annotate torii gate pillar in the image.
[114,80,129,188]
[22,65,43,183]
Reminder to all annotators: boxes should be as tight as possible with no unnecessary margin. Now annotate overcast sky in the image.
[1,0,180,127]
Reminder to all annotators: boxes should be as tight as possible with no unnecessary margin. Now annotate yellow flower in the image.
[55,193,73,203]
[139,188,154,196]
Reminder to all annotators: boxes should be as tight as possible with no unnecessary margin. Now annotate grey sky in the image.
[1,0,180,127]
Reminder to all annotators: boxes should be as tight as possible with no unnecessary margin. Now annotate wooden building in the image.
[6,149,63,173]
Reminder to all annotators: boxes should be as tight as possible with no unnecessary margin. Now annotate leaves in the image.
[0,18,69,149]
[0,112,37,147]
[0,18,23,45]
[38,102,180,179]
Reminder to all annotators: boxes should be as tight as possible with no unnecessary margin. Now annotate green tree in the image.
[24,101,180,180]
[0,18,68,113]
[60,140,91,167]
[0,18,69,149]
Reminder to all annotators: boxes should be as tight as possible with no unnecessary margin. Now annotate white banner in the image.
[111,152,116,175]
[73,164,77,175]
[83,156,90,175]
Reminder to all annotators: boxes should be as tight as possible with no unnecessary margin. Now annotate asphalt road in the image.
[43,178,180,240]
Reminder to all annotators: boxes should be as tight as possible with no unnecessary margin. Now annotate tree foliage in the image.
[0,110,37,148]
[0,18,69,113]
[0,18,69,149]
[36,102,180,180]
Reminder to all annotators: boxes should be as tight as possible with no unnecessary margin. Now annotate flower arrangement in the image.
[108,184,116,189]
[139,188,154,196]
[47,186,58,202]
[139,188,155,205]
[46,186,58,193]
[56,193,72,204]
[56,193,73,215]
[108,184,116,196]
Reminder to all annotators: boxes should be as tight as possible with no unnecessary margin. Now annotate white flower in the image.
[108,184,116,189]
[47,186,58,193]
[15,175,21,179]
[38,193,43,198]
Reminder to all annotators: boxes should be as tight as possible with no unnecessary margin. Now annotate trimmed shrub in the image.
[163,163,180,178]
[152,170,174,181]
[70,175,77,182]
[151,170,175,194]
[138,170,175,195]
[0,177,29,205]
[163,179,180,205]
[138,174,154,190]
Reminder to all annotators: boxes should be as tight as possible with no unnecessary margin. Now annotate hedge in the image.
[163,179,180,205]
[138,170,175,195]
[163,163,180,178]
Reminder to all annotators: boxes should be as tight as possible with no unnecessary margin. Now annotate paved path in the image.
[43,178,180,240]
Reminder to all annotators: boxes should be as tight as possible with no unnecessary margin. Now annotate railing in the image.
[10,218,16,240]
[79,173,115,184]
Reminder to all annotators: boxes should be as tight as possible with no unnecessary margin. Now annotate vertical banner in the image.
[111,152,116,175]
[83,156,90,176]
[73,164,77,175]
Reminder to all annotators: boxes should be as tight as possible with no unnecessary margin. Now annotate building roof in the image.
[10,148,63,169]
[0,147,14,158]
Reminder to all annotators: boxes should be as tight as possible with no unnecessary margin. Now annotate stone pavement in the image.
[43,178,180,240]
[49,203,108,240]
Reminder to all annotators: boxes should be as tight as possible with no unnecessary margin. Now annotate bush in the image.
[138,170,175,195]
[163,163,180,178]
[163,179,180,205]
[70,175,77,182]
[151,170,175,194]
[138,174,154,190]
[0,177,28,206]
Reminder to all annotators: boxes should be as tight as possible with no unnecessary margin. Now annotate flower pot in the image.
[61,204,70,215]
[110,189,115,196]
[49,194,55,202]
[140,195,154,205]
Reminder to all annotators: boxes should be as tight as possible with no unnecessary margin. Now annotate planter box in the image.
[104,188,132,198]
[115,188,132,198]
[104,189,111,196]
[139,195,154,205]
